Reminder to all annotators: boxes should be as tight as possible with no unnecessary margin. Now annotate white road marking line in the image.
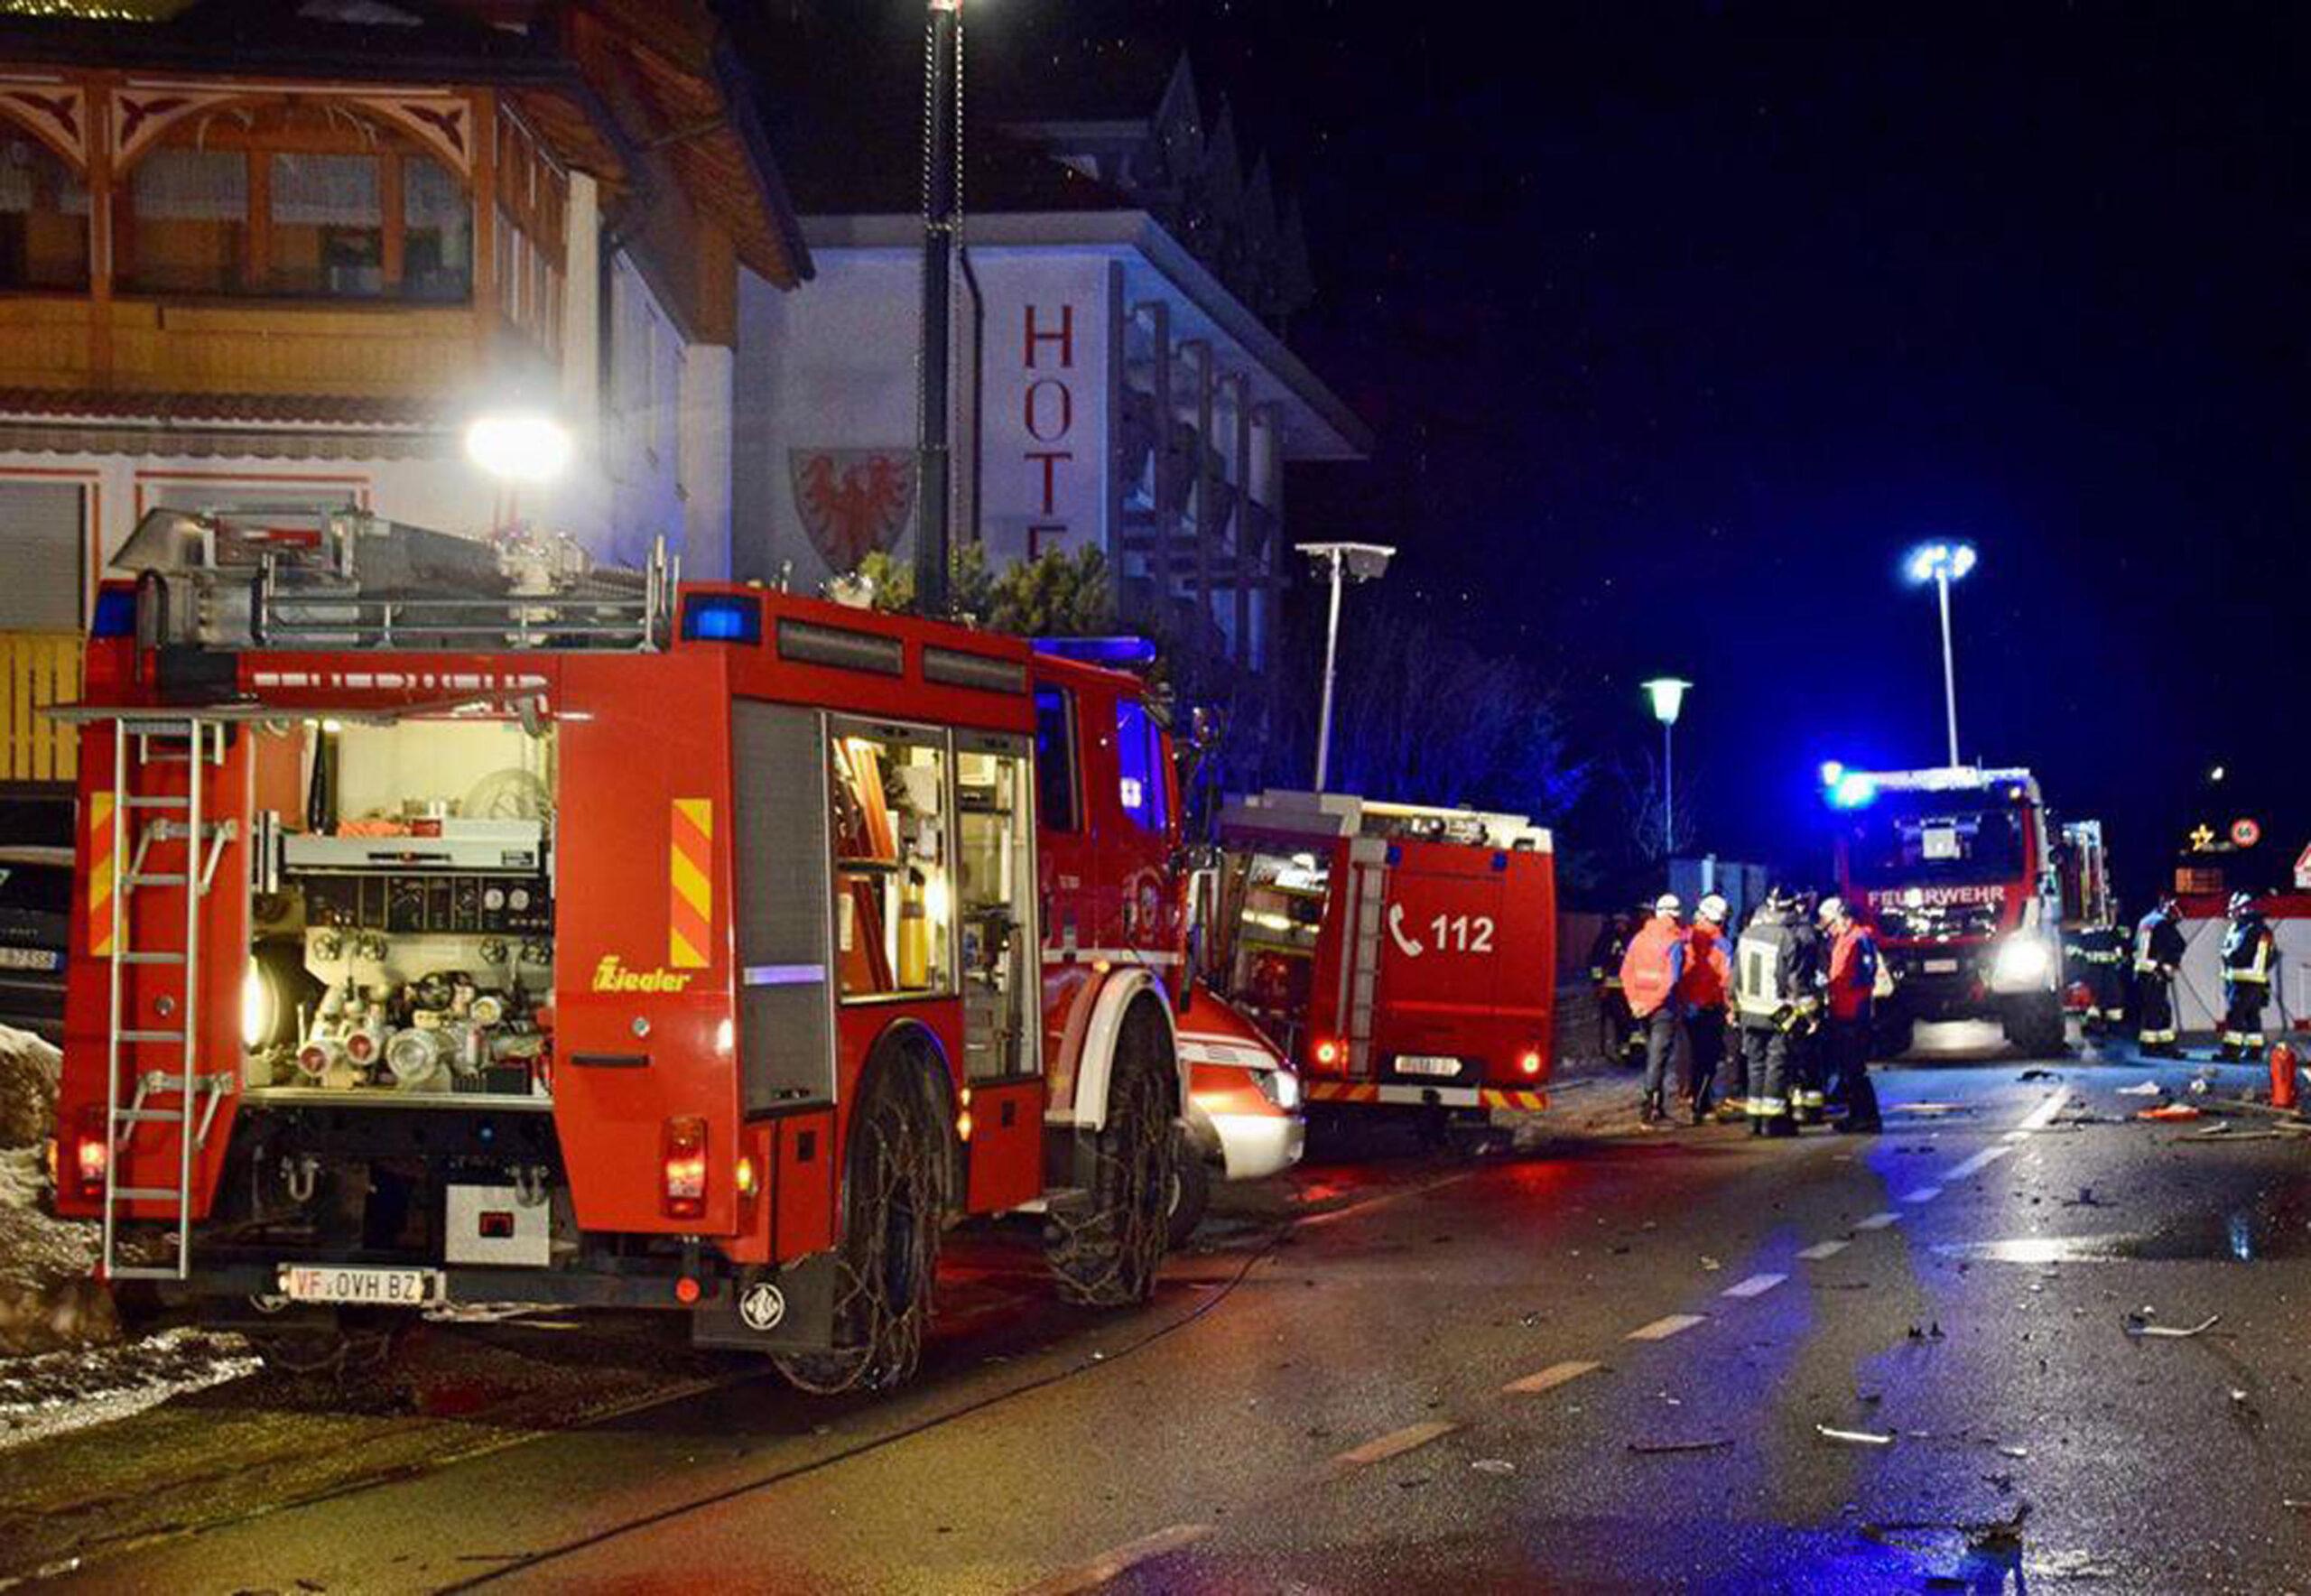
[1722,1272,1787,1300]
[1796,1239,1851,1260]
[2003,1129,2031,1143]
[1503,1359,1601,1395]
[1331,1419,1460,1470]
[1627,1313,1706,1341]
[1902,1185,1943,1203]
[1022,1522,1217,1595]
[2017,1088,2071,1133]
[1946,1145,2012,1181]
[1856,1211,1902,1230]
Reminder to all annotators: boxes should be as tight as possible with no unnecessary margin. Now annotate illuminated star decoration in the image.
[2188,823,2216,852]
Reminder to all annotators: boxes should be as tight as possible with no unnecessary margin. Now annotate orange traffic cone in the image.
[2270,1041,2301,1114]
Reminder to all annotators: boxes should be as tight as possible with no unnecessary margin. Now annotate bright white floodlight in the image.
[1641,676,1692,727]
[1903,540,1978,766]
[464,411,574,485]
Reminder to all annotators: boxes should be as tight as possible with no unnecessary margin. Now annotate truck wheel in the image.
[1047,999,1175,1307]
[776,1059,944,1395]
[1165,1133,1211,1249]
[2004,996,2068,1059]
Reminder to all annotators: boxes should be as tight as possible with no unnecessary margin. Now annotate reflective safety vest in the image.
[1734,914,1800,1025]
[1680,923,1731,1009]
[2135,910,2184,975]
[2223,916,2275,987]
[1620,917,1685,1018]
[1826,923,1879,1021]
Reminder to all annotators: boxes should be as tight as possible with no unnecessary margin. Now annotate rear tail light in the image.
[662,1117,708,1220]
[345,1029,377,1065]
[1518,1050,1544,1077]
[73,1109,108,1201]
[1313,1038,1341,1067]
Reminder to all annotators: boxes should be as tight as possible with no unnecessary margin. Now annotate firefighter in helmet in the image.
[1819,895,1884,1133]
[1619,894,1687,1127]
[2217,891,2276,1061]
[2081,905,2130,1035]
[1681,894,1733,1124]
[1734,887,1806,1137]
[1587,910,1638,1065]
[1787,888,1828,1124]
[2134,893,2185,1058]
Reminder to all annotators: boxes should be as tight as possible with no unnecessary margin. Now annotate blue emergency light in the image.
[90,586,137,638]
[1825,768,1878,809]
[681,594,763,644]
[1031,636,1157,668]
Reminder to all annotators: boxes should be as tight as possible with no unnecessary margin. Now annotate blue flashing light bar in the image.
[1031,636,1157,668]
[90,586,137,638]
[1818,760,1845,787]
[1828,771,1879,810]
[681,593,763,644]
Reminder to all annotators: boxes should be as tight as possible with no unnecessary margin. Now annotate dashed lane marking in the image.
[1330,1420,1461,1471]
[1721,1272,1787,1300]
[1902,1185,1943,1203]
[1020,1522,1217,1595]
[2018,1088,2071,1133]
[1627,1313,1706,1341]
[1503,1359,1602,1396]
[1855,1211,1902,1230]
[1796,1239,1850,1260]
[1945,1145,2012,1181]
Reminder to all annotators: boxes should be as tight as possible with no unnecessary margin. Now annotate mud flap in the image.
[689,1253,840,1354]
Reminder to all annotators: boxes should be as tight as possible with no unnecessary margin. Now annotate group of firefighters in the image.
[2130,890,2280,1062]
[1594,889,2286,1093]
[1596,890,1884,1137]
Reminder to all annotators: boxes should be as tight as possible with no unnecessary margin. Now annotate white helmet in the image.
[1696,893,1729,925]
[1654,894,1682,917]
[2229,891,2256,917]
[1817,895,1848,925]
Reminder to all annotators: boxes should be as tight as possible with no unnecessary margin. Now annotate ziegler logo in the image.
[592,955,696,994]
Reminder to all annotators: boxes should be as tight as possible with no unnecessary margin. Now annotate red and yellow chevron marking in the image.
[1480,1088,1551,1113]
[1305,1081,1380,1104]
[668,798,713,969]
[86,792,115,958]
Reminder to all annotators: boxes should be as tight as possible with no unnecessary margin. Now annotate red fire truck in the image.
[1824,764,2068,1054]
[1208,791,1556,1136]
[50,506,1204,1390]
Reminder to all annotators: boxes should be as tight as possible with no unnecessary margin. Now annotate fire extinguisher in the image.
[2271,1039,2301,1114]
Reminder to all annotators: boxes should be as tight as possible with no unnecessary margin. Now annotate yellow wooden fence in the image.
[1,633,81,784]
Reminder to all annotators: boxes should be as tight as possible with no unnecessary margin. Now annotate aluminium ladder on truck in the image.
[94,714,236,1281]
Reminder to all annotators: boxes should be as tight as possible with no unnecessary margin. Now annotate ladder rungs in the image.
[117,951,187,966]
[112,1185,188,1202]
[123,794,190,809]
[107,1266,190,1281]
[119,1028,187,1044]
[124,873,190,886]
[114,1107,184,1124]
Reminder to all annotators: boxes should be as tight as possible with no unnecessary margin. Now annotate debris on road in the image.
[1889,1102,1970,1117]
[1629,1437,1733,1454]
[2116,1081,2165,1097]
[2136,1104,2203,1122]
[2017,1068,2061,1082]
[1469,1458,1516,1476]
[2060,1186,2106,1207]
[2124,1312,2219,1339]
[1907,1322,1946,1341]
[1815,1424,1896,1447]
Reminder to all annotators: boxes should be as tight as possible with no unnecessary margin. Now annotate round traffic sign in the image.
[2231,817,2262,849]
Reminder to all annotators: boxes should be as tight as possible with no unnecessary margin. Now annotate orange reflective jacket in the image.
[1620,917,1686,1018]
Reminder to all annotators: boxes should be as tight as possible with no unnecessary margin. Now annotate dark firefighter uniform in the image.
[1588,914,1637,1064]
[2079,922,2130,1031]
[1620,899,1687,1125]
[1734,895,1808,1137]
[1787,908,1827,1124]
[1822,901,1884,1134]
[2134,900,2185,1057]
[2219,895,2277,1060]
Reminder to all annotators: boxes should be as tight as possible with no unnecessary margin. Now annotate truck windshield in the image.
[1843,804,2025,886]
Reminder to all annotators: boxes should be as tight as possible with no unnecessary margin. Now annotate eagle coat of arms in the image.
[790,449,917,571]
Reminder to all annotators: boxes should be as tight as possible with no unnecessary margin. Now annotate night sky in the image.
[758,2,2311,905]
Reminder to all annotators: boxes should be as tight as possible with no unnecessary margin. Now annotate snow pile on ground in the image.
[0,1025,116,1355]
[0,1324,256,1452]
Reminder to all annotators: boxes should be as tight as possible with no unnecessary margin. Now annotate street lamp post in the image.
[1297,542,1396,791]
[1641,677,1691,862]
[914,0,963,615]
[1904,541,1977,767]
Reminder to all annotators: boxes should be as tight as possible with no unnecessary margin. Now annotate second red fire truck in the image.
[50,505,1255,1391]
[1207,791,1557,1137]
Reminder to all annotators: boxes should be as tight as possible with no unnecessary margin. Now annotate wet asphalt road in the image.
[19,1044,2311,1594]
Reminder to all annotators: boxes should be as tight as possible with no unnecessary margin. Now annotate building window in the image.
[120,147,246,295]
[114,104,472,303]
[0,133,88,291]
[269,152,382,297]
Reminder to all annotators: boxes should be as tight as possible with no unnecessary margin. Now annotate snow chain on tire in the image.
[1046,1004,1175,1307]
[775,1071,943,1396]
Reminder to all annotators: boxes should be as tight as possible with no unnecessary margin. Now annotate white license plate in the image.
[1396,1055,1462,1077]
[280,1265,440,1307]
[1922,959,1961,975]
[0,946,60,971]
